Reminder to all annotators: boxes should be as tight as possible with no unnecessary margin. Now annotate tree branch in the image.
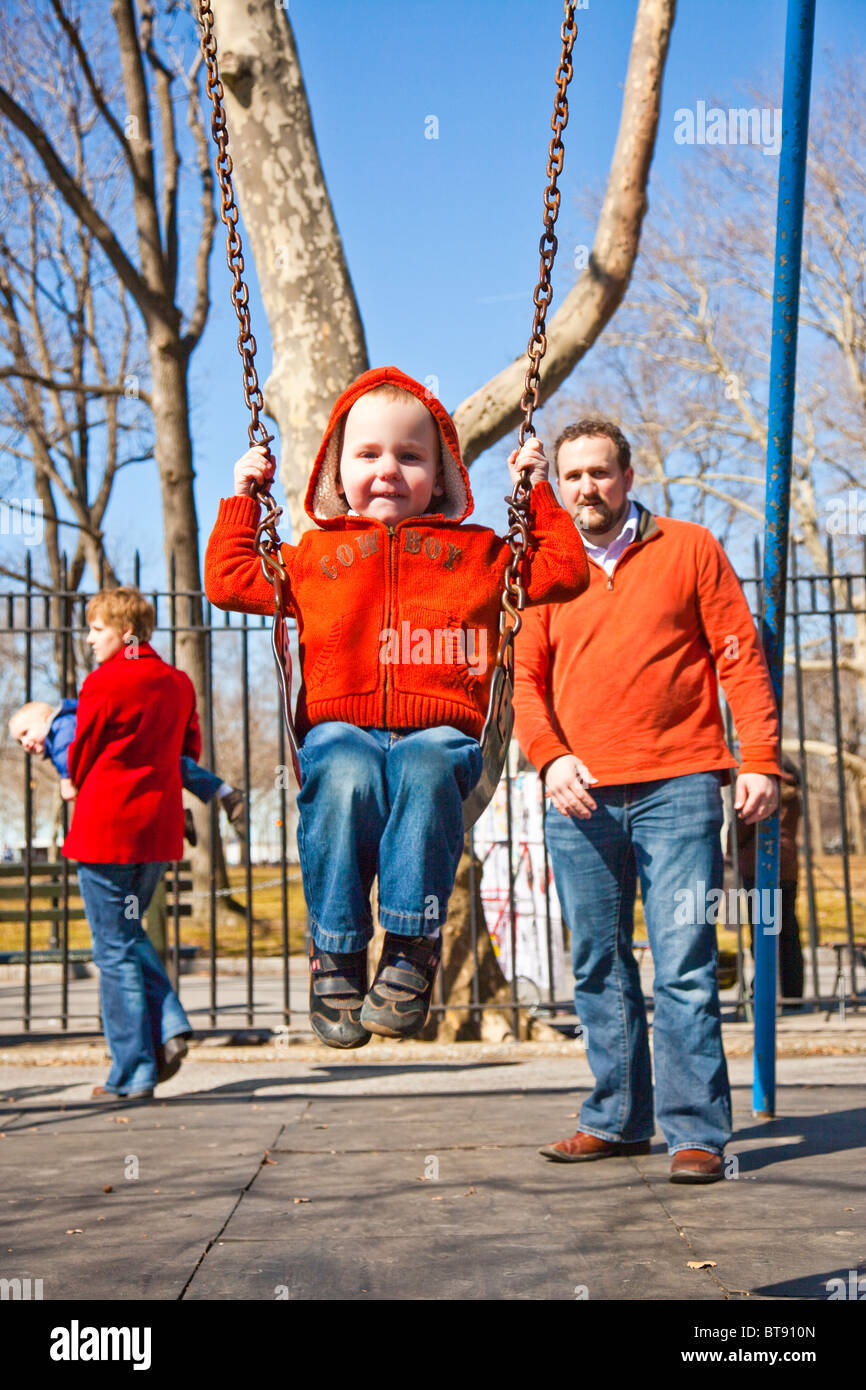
[454,0,677,464]
[0,81,168,326]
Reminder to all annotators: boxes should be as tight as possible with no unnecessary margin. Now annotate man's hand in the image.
[735,773,779,826]
[507,437,548,487]
[60,777,77,802]
[543,754,598,819]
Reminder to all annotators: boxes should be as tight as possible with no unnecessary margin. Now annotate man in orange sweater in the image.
[205,367,588,1050]
[513,419,781,1182]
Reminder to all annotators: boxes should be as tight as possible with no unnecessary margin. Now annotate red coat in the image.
[62,643,201,864]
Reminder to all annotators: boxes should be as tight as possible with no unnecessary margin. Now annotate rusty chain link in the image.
[197,0,287,587]
[197,0,298,764]
[491,1,577,680]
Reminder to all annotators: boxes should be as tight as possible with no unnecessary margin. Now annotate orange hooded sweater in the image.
[204,367,590,744]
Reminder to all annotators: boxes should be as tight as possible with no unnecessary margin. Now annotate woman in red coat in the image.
[63,587,200,1100]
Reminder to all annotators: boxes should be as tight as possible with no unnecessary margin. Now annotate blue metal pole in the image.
[754,0,816,1117]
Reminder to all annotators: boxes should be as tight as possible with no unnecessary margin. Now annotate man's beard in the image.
[574,497,625,536]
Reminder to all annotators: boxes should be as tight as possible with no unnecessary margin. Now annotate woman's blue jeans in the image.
[296,722,483,953]
[545,771,732,1155]
[77,861,191,1095]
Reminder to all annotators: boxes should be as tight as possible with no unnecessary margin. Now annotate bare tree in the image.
[0,42,151,684]
[0,1,251,899]
[0,1,214,694]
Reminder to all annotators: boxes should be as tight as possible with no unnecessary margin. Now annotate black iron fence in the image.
[0,540,864,1036]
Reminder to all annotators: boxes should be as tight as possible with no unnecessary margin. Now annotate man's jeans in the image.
[77,861,191,1095]
[180,756,222,803]
[296,722,482,953]
[546,772,732,1155]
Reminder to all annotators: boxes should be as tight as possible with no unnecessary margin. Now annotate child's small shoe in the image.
[308,941,370,1049]
[360,933,441,1038]
[220,788,248,841]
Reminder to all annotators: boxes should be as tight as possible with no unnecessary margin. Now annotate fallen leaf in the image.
[431,1196,444,1202]
[315,1124,328,1130]
[293,1197,311,1204]
[463,1187,477,1196]
[114,1116,129,1125]
[263,1158,277,1166]
[103,1185,113,1194]
[152,1189,160,1193]
[66,1229,83,1235]
[687,1260,717,1270]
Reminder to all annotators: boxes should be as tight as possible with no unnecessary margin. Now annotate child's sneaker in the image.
[360,933,441,1038]
[308,941,370,1049]
[183,808,197,846]
[219,788,248,841]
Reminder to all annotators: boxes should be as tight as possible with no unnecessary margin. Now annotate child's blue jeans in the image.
[296,722,483,953]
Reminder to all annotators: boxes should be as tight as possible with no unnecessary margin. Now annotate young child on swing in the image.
[205,366,588,1048]
[10,702,247,844]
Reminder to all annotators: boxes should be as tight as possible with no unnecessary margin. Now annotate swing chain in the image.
[495,1,577,669]
[197,0,286,596]
[518,1,578,448]
[197,0,299,773]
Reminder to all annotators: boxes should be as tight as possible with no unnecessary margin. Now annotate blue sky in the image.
[14,0,866,582]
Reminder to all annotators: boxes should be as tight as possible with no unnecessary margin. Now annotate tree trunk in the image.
[210,0,369,539]
[419,845,514,1042]
[145,330,230,902]
[846,769,864,856]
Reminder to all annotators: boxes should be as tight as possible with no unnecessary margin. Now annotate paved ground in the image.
[1,1029,864,1303]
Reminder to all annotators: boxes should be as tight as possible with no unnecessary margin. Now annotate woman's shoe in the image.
[91,1085,154,1102]
[360,933,441,1038]
[157,1031,191,1083]
[308,941,370,1049]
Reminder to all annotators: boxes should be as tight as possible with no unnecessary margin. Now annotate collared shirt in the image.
[578,499,640,577]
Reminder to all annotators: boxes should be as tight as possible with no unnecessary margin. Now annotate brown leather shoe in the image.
[670,1149,723,1183]
[539,1130,651,1162]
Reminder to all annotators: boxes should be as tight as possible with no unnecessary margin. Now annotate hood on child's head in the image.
[304,366,474,527]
